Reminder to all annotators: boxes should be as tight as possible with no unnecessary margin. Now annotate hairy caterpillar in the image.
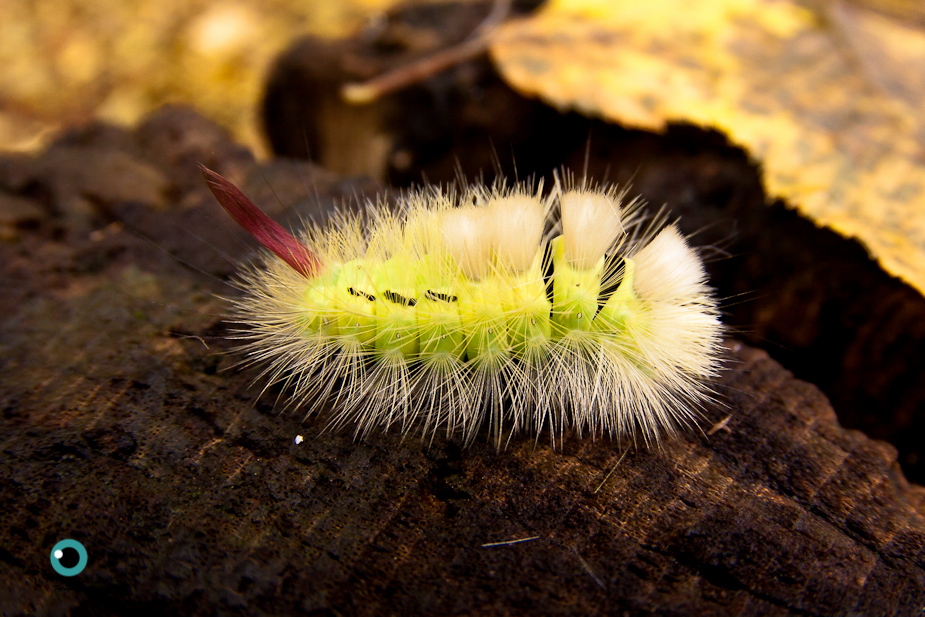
[202,167,722,446]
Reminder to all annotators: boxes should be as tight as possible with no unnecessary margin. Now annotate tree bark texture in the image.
[0,107,923,616]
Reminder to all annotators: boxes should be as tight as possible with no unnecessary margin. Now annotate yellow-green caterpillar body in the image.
[203,168,722,446]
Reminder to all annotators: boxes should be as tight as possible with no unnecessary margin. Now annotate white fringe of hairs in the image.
[202,167,724,447]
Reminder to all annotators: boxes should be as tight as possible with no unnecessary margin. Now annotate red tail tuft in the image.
[200,165,321,278]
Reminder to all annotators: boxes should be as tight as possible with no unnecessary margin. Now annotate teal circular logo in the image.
[50,539,87,577]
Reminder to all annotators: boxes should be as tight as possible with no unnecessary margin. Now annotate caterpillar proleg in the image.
[202,167,723,446]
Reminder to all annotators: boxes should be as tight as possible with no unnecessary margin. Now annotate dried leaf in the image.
[491,0,925,294]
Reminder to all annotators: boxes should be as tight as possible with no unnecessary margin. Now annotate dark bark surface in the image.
[0,107,924,615]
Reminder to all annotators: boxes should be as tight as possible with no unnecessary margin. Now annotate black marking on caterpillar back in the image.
[383,291,417,307]
[425,290,458,303]
[597,254,626,316]
[348,287,376,302]
[542,241,555,304]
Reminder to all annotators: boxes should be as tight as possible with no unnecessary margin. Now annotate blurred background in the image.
[0,0,420,156]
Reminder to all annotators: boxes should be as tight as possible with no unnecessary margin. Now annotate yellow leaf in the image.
[491,0,925,295]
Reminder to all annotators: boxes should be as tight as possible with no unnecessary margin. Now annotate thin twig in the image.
[470,0,512,40]
[342,0,512,104]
